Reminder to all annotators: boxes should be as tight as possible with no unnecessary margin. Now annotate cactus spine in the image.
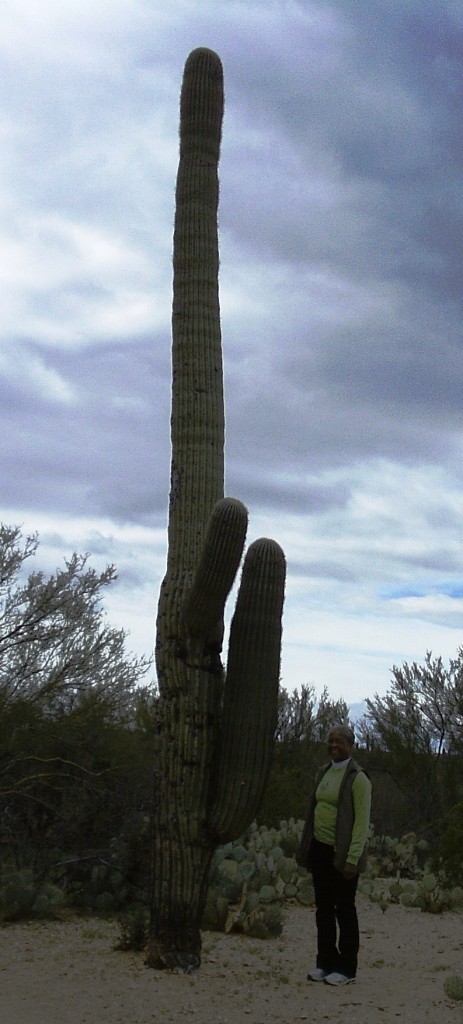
[146,48,286,971]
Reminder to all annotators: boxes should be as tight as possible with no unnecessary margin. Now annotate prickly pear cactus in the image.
[201,821,314,938]
[147,49,286,972]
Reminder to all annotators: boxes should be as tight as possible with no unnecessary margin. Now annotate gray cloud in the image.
[289,560,357,583]
[1,336,171,523]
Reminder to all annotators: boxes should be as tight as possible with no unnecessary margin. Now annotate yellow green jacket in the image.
[297,757,371,873]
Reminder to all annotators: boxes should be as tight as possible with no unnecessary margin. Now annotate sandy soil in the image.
[1,896,462,1024]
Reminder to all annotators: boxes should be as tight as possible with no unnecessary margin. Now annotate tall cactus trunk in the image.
[147,49,286,972]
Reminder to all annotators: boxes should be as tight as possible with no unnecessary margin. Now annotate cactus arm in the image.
[207,538,286,841]
[181,497,248,645]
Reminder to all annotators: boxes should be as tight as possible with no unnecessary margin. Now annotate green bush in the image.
[246,902,284,939]
[444,975,463,1001]
[31,884,65,917]
[0,871,67,922]
[0,870,37,922]
[431,803,463,886]
[115,905,149,951]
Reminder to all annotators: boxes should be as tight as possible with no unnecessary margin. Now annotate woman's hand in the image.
[342,862,358,880]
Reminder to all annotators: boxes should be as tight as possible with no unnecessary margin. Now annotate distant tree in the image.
[447,650,463,755]
[0,523,153,865]
[361,651,463,757]
[0,523,151,719]
[312,685,351,742]
[358,650,463,831]
[275,684,317,743]
[275,684,351,745]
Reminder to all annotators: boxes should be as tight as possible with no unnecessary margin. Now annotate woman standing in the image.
[297,724,371,986]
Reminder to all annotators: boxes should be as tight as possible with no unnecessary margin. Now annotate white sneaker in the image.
[307,967,329,981]
[324,972,356,986]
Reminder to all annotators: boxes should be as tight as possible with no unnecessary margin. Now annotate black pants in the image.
[310,837,359,978]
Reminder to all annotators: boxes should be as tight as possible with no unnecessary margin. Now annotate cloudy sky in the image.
[1,0,462,704]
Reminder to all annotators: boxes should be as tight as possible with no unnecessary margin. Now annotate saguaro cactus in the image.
[146,48,286,972]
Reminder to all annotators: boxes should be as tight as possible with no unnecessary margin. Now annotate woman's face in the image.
[327,729,352,762]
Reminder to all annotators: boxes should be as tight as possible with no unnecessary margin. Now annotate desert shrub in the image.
[246,901,284,939]
[0,869,66,922]
[444,975,463,1001]
[115,905,149,951]
[57,841,146,912]
[430,802,463,886]
[0,869,38,922]
[257,764,308,825]
[31,884,65,917]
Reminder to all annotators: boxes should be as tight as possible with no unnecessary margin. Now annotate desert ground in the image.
[1,895,462,1024]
